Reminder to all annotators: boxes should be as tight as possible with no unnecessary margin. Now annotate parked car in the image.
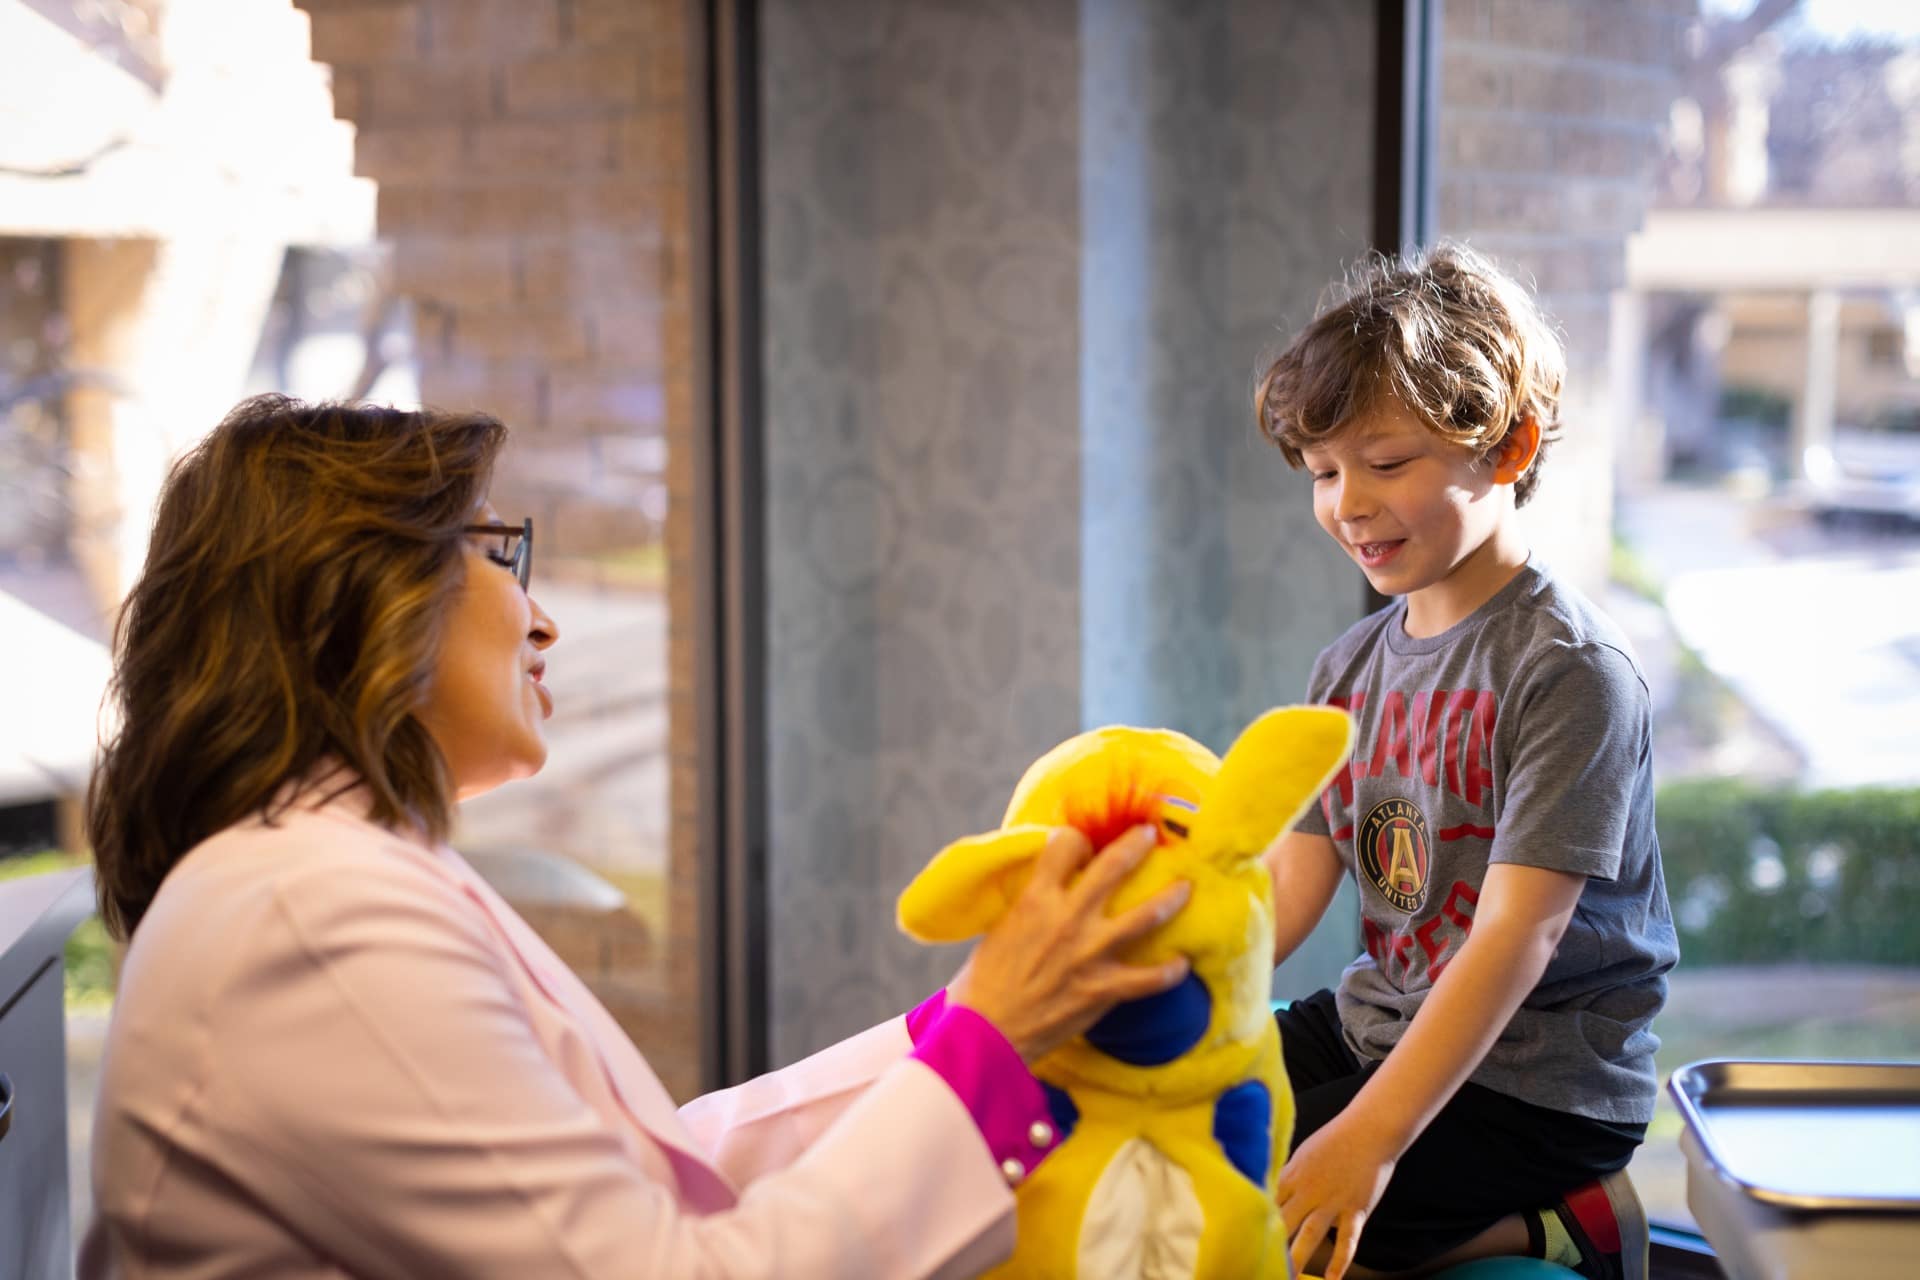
[1803,406,1920,524]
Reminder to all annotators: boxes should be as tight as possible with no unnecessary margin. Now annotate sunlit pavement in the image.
[1619,485,1920,788]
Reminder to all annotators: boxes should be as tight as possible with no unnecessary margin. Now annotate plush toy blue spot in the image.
[1211,1079,1271,1186]
[1082,970,1212,1066]
[1041,1082,1079,1142]
[1428,1259,1580,1279]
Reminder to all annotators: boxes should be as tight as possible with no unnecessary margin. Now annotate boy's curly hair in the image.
[1253,242,1564,506]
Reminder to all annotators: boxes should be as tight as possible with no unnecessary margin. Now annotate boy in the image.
[1253,244,1678,1280]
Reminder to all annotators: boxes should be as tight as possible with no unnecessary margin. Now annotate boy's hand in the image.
[1277,1112,1399,1280]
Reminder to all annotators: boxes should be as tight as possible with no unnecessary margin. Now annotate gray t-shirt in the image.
[1296,560,1678,1123]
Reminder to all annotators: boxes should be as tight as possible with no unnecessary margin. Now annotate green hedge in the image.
[0,850,114,1010]
[1716,385,1793,431]
[1658,780,1920,965]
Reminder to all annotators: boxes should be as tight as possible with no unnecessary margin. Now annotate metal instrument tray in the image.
[1668,1059,1920,1212]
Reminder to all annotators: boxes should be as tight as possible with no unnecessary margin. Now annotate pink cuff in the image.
[906,991,1060,1186]
[906,987,950,1042]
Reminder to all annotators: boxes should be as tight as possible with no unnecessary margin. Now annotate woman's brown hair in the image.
[86,394,507,939]
[1254,242,1565,506]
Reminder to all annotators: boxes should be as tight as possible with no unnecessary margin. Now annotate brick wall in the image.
[1435,0,1697,591]
[295,0,703,1099]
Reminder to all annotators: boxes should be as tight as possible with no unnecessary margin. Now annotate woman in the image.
[80,395,1192,1278]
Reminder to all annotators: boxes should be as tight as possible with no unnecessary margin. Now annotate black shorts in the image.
[1277,988,1646,1272]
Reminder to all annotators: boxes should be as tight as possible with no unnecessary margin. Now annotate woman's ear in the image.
[1490,414,1542,485]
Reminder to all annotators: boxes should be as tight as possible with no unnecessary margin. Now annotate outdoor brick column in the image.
[296,0,704,1100]
[1436,0,1697,592]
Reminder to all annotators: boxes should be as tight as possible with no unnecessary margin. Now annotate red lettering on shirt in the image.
[1442,689,1477,799]
[1323,686,1499,815]
[1341,687,1497,809]
[1361,918,1416,977]
[1409,690,1447,786]
[1414,915,1448,968]
[1440,879,1479,927]
[1430,880,1479,979]
[1326,692,1366,806]
[1366,690,1411,781]
[1359,880,1482,986]
[1463,690,1497,806]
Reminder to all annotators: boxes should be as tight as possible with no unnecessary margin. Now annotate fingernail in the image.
[1135,823,1159,844]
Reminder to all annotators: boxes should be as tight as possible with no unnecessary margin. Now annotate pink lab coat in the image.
[79,794,1016,1278]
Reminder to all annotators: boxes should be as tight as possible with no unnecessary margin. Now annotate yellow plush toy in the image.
[897,705,1354,1280]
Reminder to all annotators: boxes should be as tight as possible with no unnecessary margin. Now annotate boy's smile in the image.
[1300,399,1536,638]
[1352,539,1406,569]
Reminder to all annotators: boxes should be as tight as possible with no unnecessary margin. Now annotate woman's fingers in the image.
[1102,879,1192,948]
[1030,825,1095,890]
[1100,954,1191,1003]
[1065,823,1159,911]
[956,820,1194,1062]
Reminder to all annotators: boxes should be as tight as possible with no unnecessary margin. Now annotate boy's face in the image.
[1299,399,1525,632]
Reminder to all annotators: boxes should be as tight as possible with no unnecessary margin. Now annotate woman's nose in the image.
[528,595,560,648]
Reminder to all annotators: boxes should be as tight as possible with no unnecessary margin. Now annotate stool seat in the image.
[1306,1261,1577,1280]
[1428,1259,1581,1278]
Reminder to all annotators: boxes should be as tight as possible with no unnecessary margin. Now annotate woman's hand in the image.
[1277,1112,1399,1280]
[946,825,1192,1064]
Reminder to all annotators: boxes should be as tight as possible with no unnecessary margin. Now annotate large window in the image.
[1616,0,1920,1230]
[2,0,679,1242]
[1427,0,1920,1236]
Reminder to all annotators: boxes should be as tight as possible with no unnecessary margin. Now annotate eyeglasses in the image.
[462,517,533,591]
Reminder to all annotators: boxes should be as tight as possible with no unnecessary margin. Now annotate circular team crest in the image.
[1358,797,1432,913]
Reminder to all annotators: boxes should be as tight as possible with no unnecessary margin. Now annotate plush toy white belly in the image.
[1080,1138,1204,1277]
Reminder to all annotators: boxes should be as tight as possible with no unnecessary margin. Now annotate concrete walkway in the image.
[1618,486,1920,788]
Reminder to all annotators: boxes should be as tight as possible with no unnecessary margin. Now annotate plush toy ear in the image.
[896,825,1054,943]
[1185,705,1354,866]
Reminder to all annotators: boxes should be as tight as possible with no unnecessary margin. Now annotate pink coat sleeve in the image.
[678,1015,919,1187]
[681,993,1059,1193]
[86,835,1018,1280]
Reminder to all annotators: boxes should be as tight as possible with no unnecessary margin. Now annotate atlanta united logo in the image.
[1358,797,1432,913]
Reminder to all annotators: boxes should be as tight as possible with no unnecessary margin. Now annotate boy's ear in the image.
[1491,414,1542,484]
